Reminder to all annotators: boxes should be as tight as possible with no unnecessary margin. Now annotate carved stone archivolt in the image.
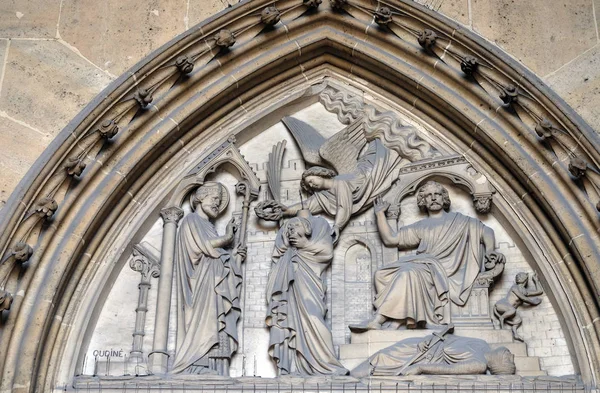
[0,1,598,392]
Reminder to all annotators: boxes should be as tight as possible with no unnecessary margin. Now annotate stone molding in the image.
[0,0,597,391]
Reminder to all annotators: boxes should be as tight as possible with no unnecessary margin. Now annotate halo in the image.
[190,181,230,214]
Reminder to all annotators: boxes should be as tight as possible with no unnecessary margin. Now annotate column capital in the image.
[130,249,160,281]
[160,206,184,224]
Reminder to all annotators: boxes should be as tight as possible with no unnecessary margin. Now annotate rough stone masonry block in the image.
[546,44,600,134]
[60,0,187,75]
[0,40,113,136]
[0,117,52,208]
[414,0,469,26]
[0,0,61,38]
[472,0,597,76]
[188,0,239,28]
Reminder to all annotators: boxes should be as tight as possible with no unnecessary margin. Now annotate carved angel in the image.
[257,114,435,243]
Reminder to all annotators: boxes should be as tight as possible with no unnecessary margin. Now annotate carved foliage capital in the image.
[35,197,58,219]
[160,206,184,224]
[130,249,160,280]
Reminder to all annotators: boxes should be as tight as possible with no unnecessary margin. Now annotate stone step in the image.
[518,370,548,376]
[514,356,542,371]
[351,328,514,345]
[339,341,528,359]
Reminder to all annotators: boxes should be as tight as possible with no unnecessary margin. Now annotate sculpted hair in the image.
[288,216,312,237]
[191,184,222,210]
[416,181,451,212]
[515,272,529,284]
[300,166,337,194]
[486,347,516,375]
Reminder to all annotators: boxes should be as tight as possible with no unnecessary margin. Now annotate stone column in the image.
[129,246,160,362]
[149,206,183,374]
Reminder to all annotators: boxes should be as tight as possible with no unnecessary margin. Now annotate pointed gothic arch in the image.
[0,1,599,391]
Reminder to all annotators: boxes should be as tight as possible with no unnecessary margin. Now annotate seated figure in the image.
[351,326,516,376]
[356,181,498,330]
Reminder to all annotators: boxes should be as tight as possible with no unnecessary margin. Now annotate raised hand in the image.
[235,245,247,261]
[373,196,391,215]
[331,225,341,246]
[225,217,238,238]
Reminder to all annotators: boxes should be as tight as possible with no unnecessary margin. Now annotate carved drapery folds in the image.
[0,0,598,392]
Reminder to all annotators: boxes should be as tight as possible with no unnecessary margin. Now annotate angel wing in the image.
[266,140,286,202]
[282,116,366,175]
[281,117,327,168]
[319,116,366,175]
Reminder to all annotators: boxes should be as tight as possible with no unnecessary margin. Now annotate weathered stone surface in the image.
[596,0,600,36]
[0,39,7,74]
[545,44,600,133]
[414,0,469,26]
[0,117,52,208]
[0,0,61,38]
[59,0,186,75]
[0,40,113,136]
[472,0,597,76]
[188,0,238,28]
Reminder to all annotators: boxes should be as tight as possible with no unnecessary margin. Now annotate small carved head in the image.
[192,183,225,219]
[418,29,437,50]
[134,88,153,108]
[568,156,587,179]
[515,272,528,284]
[374,7,393,26]
[500,84,519,106]
[473,195,492,214]
[13,242,33,263]
[286,217,312,248]
[535,118,554,140]
[261,6,281,26]
[35,197,58,219]
[303,0,322,8]
[460,56,478,76]
[329,0,347,10]
[65,157,86,177]
[215,29,236,49]
[301,166,336,194]
[175,55,194,74]
[99,119,119,139]
[485,347,516,375]
[484,251,506,270]
[417,181,451,213]
[0,289,13,312]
